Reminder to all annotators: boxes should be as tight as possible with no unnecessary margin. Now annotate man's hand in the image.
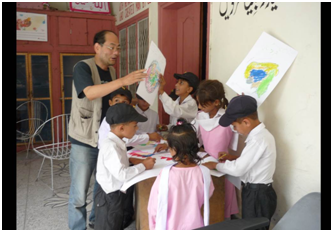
[202,162,218,170]
[142,157,156,170]
[154,143,168,153]
[121,69,148,86]
[148,132,163,142]
[158,74,166,95]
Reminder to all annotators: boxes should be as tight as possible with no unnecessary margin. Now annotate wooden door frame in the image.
[157,2,210,124]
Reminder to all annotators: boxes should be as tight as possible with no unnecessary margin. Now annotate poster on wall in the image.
[226,32,298,106]
[69,2,111,14]
[17,12,47,41]
[136,41,166,106]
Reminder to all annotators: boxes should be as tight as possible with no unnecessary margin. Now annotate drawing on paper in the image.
[145,60,161,93]
[245,62,279,98]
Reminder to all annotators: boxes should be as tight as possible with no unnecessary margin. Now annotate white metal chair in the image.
[16,100,48,161]
[32,114,71,191]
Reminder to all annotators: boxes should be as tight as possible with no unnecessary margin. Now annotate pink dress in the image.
[147,166,215,230]
[194,109,239,218]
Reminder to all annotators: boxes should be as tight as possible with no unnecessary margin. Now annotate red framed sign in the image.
[69,3,111,14]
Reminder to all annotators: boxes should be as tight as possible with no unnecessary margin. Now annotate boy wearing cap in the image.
[98,87,162,149]
[94,103,156,230]
[203,95,277,229]
[157,72,199,131]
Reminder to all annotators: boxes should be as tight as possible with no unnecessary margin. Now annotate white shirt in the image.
[159,92,198,128]
[216,123,276,184]
[135,105,159,134]
[98,117,149,149]
[96,132,146,194]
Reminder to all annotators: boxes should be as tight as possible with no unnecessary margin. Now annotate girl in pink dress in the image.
[147,118,215,230]
[192,79,239,219]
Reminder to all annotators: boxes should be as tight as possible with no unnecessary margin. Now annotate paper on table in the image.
[121,145,226,191]
[136,41,166,106]
[121,152,176,192]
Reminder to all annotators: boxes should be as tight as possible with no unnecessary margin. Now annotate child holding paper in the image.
[94,103,156,230]
[192,79,239,219]
[156,72,199,131]
[147,118,214,230]
[203,95,277,229]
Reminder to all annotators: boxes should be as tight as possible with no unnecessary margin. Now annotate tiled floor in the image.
[16,150,136,230]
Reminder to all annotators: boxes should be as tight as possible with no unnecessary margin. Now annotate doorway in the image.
[158,2,209,124]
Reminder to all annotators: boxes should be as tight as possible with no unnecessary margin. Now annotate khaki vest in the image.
[68,58,116,147]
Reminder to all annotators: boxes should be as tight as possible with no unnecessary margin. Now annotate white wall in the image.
[209,2,320,227]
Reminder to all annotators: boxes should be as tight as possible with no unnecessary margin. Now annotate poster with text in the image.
[137,41,166,106]
[17,12,47,41]
[226,32,298,106]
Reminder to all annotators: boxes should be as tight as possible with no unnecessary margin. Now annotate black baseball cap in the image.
[106,103,147,125]
[109,87,132,103]
[219,95,257,127]
[174,72,199,93]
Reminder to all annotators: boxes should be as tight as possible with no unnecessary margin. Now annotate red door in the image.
[176,3,200,76]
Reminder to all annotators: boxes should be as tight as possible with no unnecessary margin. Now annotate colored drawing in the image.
[145,60,161,93]
[226,32,298,106]
[137,41,166,106]
[245,62,279,98]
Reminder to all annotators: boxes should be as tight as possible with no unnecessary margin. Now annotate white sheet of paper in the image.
[136,41,166,106]
[226,32,298,106]
[120,144,225,191]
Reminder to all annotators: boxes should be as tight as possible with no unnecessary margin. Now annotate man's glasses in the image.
[101,44,121,52]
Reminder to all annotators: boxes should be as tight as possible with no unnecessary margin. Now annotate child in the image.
[203,95,277,229]
[95,103,156,230]
[98,87,162,149]
[192,79,239,219]
[135,86,159,134]
[156,72,199,131]
[147,118,214,230]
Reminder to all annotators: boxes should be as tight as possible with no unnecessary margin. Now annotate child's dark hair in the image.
[167,118,201,165]
[196,79,229,109]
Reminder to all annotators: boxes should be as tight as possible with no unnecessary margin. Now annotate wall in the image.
[208,2,320,227]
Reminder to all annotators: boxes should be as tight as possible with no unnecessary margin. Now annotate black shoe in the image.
[88,222,94,229]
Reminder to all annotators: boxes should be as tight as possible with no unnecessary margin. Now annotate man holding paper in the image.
[68,30,147,230]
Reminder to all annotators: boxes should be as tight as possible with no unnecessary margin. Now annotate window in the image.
[118,17,149,98]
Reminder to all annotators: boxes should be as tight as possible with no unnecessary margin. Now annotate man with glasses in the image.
[68,30,147,230]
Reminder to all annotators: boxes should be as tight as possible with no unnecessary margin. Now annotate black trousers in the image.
[94,184,135,230]
[241,182,277,230]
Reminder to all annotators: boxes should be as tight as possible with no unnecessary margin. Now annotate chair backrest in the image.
[273,192,321,230]
[32,114,71,160]
[16,100,49,133]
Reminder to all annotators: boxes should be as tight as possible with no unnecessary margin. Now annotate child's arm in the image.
[129,157,156,169]
[124,132,162,146]
[158,74,197,119]
[159,92,198,119]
